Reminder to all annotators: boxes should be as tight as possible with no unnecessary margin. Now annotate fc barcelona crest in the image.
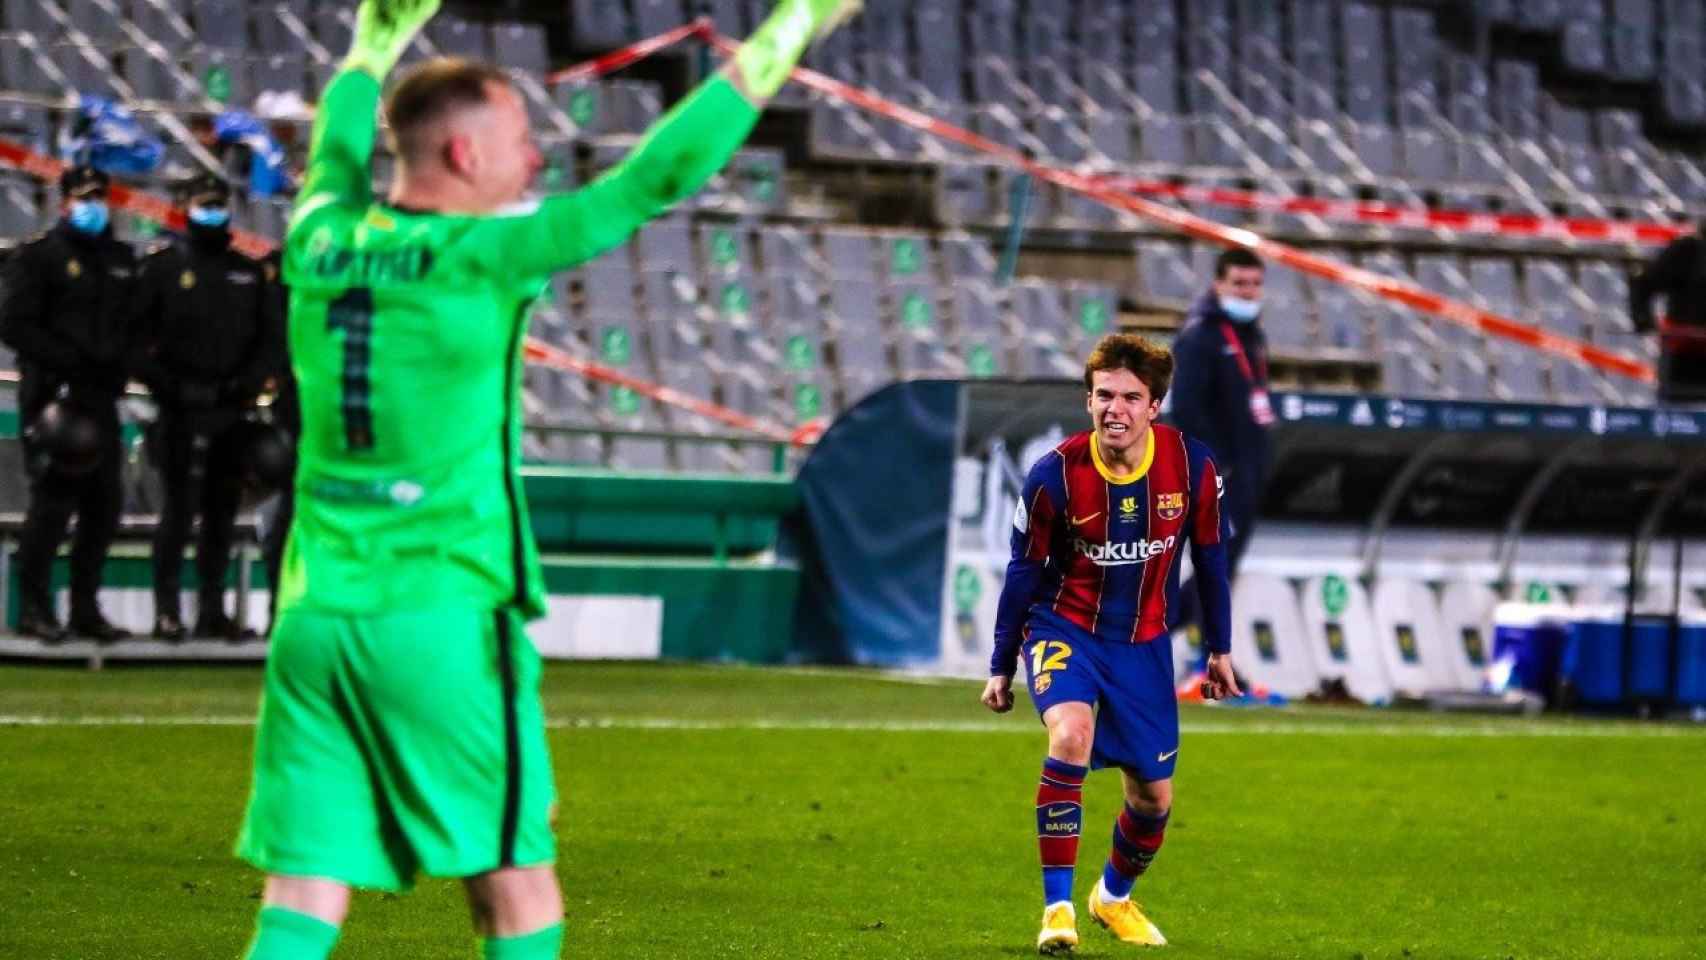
[1034,672,1053,695]
[1156,491,1185,521]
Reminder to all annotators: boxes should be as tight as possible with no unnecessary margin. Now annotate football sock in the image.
[242,905,340,960]
[1037,757,1087,905]
[1101,805,1169,900]
[482,923,564,959]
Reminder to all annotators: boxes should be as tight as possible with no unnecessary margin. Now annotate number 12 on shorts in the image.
[1030,640,1072,676]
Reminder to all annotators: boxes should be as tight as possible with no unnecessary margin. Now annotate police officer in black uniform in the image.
[0,165,135,643]
[132,173,283,641]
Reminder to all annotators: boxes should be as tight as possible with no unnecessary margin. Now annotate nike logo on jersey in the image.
[1045,806,1077,818]
[1157,749,1179,762]
[1071,512,1102,526]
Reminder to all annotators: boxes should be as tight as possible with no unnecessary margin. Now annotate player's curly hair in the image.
[1083,333,1174,403]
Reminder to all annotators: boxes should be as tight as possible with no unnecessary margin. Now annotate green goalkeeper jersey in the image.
[279,68,760,617]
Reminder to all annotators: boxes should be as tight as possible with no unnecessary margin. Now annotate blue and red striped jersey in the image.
[990,425,1233,677]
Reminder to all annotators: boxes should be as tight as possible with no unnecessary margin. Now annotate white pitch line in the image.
[0,714,1701,738]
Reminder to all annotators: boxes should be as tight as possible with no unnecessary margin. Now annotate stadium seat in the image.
[427,16,491,60]
[1134,241,1198,304]
[1370,577,1464,694]
[821,228,877,278]
[192,0,247,50]
[755,225,820,281]
[68,0,124,45]
[1610,0,1658,82]
[644,269,733,384]
[1229,573,1319,699]
[1316,290,1371,352]
[568,0,634,50]
[951,283,1008,378]
[827,277,892,403]
[1011,279,1067,342]
[0,184,41,239]
[251,52,306,98]
[190,45,252,105]
[934,162,1000,227]
[1298,573,1394,704]
[492,22,550,76]
[1435,579,1499,691]
[1503,345,1552,402]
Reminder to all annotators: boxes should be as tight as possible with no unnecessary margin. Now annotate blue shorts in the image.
[1020,609,1180,782]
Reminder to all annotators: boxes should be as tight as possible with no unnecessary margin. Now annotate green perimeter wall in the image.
[4,464,801,662]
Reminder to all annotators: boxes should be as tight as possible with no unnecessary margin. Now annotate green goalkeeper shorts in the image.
[235,606,558,891]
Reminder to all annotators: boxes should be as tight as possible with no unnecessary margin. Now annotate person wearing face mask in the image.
[1166,248,1274,636]
[0,164,137,644]
[131,173,284,642]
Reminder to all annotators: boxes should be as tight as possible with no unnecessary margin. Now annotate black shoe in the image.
[16,610,68,645]
[193,611,240,641]
[67,613,131,645]
[152,614,187,643]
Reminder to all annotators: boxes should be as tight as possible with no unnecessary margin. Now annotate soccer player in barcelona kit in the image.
[232,1,860,957]
[980,334,1240,953]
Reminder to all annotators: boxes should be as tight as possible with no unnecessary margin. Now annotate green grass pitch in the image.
[3,661,1704,959]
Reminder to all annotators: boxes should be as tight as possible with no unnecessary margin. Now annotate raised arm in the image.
[460,0,860,278]
[289,1,442,247]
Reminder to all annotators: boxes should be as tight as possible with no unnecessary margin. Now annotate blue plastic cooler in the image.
[1626,616,1674,701]
[1562,609,1623,705]
[1492,605,1568,696]
[1674,614,1706,707]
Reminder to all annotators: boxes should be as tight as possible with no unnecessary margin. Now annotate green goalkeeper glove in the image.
[343,0,443,79]
[731,0,862,102]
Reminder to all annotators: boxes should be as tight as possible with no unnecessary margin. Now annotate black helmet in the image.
[237,419,294,493]
[27,402,104,477]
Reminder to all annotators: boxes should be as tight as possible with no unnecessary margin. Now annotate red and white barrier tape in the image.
[544,19,708,86]
[0,136,812,444]
[697,30,1656,384]
[1089,176,1693,247]
[1,23,1663,386]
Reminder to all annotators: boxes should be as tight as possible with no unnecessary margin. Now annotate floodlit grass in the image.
[2,661,1703,958]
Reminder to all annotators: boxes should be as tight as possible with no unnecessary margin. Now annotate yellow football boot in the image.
[1037,901,1079,954]
[1087,879,1167,946]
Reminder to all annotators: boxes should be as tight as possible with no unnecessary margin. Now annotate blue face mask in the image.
[188,205,230,228]
[1220,296,1262,323]
[67,200,109,235]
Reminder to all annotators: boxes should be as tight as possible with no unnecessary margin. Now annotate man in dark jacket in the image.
[0,165,135,643]
[1167,248,1274,626]
[1630,222,1706,405]
[132,173,283,640]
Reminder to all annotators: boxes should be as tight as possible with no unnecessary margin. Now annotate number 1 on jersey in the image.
[327,288,375,451]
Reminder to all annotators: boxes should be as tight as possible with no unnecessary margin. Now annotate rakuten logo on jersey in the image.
[1071,536,1176,566]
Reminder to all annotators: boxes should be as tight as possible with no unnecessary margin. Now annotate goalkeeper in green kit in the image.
[233,1,859,957]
